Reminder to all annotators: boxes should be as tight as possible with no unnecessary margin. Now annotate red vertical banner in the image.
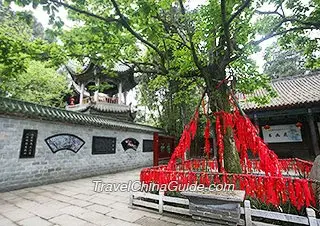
[153,132,159,166]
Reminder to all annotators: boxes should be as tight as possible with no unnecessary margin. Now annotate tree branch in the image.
[109,0,166,68]
[51,0,119,24]
[153,14,189,45]
[162,35,191,49]
[221,0,232,59]
[287,18,320,29]
[122,61,158,68]
[178,0,203,73]
[251,26,314,46]
[279,3,286,18]
[134,69,165,74]
[255,9,285,19]
[228,0,251,24]
[53,0,167,73]
[245,6,319,50]
[121,61,167,75]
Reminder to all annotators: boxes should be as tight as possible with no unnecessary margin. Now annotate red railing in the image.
[153,133,175,166]
[100,97,118,104]
[67,96,119,107]
[140,166,317,211]
[166,158,313,177]
[140,158,317,210]
[250,158,313,177]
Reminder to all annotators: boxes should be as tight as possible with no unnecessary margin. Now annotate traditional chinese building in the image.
[240,72,320,160]
[65,62,138,121]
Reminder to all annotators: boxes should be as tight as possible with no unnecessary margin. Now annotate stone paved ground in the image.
[0,168,198,226]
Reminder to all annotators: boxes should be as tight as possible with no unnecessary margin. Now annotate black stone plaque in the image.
[20,129,38,158]
[45,134,85,153]
[121,138,139,151]
[143,140,153,152]
[92,136,116,154]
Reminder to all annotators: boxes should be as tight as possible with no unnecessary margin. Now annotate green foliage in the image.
[6,0,320,88]
[231,57,277,105]
[0,5,66,84]
[257,0,320,69]
[0,5,68,106]
[88,83,114,93]
[5,60,69,107]
[264,42,309,79]
[136,72,201,136]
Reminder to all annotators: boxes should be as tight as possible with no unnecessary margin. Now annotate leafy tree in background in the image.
[5,60,69,107]
[136,73,202,137]
[264,43,309,79]
[0,5,68,106]
[5,0,320,172]
[0,5,66,81]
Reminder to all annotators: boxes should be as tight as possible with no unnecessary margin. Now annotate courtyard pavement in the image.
[0,168,197,226]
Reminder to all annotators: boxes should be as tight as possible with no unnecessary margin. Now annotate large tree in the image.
[5,0,320,172]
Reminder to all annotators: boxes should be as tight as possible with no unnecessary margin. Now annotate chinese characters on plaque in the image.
[262,124,302,143]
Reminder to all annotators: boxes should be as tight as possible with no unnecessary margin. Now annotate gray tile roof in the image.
[240,72,320,111]
[66,102,131,113]
[92,102,131,113]
[0,97,162,133]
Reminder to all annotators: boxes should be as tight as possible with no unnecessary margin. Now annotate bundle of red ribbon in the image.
[215,110,281,176]
[153,98,316,210]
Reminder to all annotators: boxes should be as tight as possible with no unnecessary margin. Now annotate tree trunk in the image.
[206,67,242,174]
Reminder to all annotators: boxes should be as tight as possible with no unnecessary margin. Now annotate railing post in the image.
[244,200,252,226]
[129,192,133,207]
[306,208,317,226]
[159,191,164,214]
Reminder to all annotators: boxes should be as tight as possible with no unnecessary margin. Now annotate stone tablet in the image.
[182,189,245,225]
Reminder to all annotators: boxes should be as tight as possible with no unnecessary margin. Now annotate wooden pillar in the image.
[79,83,84,105]
[123,91,127,105]
[94,77,100,102]
[118,82,123,104]
[153,132,159,166]
[307,108,320,156]
[94,92,98,102]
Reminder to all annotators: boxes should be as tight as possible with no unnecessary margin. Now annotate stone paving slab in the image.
[0,168,197,226]
[18,216,54,226]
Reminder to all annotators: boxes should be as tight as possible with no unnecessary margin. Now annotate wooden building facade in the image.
[241,73,320,160]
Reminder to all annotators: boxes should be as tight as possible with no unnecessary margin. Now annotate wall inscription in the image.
[92,136,116,154]
[143,140,153,152]
[121,138,139,151]
[45,134,85,153]
[20,129,38,158]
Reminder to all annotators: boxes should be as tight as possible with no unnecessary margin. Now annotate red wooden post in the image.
[153,132,159,166]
